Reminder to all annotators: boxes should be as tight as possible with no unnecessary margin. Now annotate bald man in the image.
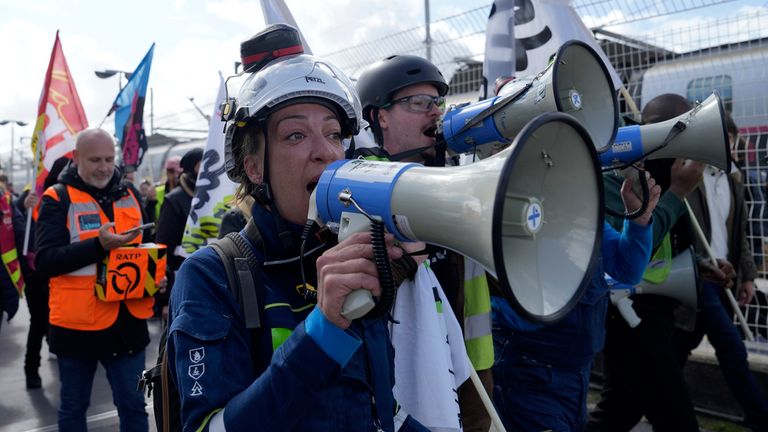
[35,128,152,432]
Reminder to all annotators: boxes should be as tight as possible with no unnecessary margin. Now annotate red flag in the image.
[31,31,88,195]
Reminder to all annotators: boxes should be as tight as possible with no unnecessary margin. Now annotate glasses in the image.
[383,94,445,113]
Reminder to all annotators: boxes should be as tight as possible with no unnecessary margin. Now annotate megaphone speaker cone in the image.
[493,113,604,323]
[552,40,619,151]
[390,113,604,323]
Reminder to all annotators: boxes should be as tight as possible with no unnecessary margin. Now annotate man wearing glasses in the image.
[354,55,447,165]
[355,55,495,432]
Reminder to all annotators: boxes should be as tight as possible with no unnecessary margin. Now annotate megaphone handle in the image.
[336,213,396,321]
[615,297,641,328]
[683,198,755,342]
[341,290,376,320]
[468,365,507,432]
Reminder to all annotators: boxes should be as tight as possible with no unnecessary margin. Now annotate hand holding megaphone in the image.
[620,172,661,225]
[314,231,406,328]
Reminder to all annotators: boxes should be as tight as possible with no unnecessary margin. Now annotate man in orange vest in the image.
[35,128,152,432]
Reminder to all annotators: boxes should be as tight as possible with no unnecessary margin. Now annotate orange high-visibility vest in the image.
[45,184,153,331]
[0,191,24,295]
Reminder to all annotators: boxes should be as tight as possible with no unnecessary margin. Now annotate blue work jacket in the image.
[168,204,422,431]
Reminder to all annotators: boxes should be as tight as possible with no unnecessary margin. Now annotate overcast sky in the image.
[0,0,487,162]
[0,0,765,174]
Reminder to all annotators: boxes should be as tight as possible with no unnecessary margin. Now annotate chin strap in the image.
[249,122,296,252]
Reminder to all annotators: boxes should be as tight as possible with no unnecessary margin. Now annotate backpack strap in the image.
[210,222,266,371]
[210,234,262,330]
[161,348,171,432]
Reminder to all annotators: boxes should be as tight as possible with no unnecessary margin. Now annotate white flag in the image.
[514,0,621,88]
[482,0,516,99]
[178,73,238,257]
[260,0,313,54]
[390,264,471,432]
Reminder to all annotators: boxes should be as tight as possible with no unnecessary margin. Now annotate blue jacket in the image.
[169,204,424,432]
[492,220,652,369]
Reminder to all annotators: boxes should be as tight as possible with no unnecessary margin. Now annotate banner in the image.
[111,43,154,171]
[179,73,237,257]
[512,0,621,88]
[260,0,313,54]
[482,0,516,99]
[30,31,88,196]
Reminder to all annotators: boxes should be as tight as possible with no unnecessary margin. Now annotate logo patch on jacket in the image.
[189,363,205,380]
[78,213,101,231]
[189,347,205,363]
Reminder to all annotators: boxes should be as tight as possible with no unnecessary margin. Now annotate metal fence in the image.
[318,1,768,344]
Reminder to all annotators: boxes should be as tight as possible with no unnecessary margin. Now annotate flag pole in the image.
[683,198,755,342]
[468,363,506,432]
[22,130,44,256]
[22,199,34,256]
[98,110,111,128]
[619,86,641,121]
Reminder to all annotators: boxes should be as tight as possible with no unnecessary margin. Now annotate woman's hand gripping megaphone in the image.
[314,231,411,329]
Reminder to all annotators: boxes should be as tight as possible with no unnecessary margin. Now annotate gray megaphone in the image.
[441,40,619,156]
[610,247,700,328]
[600,92,731,171]
[311,113,604,323]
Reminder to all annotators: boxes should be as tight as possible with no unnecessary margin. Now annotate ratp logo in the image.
[108,262,141,297]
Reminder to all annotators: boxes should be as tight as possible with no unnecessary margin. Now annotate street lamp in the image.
[94,69,133,91]
[0,119,28,179]
[19,137,32,184]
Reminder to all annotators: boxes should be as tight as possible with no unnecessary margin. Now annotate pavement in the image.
[0,302,163,432]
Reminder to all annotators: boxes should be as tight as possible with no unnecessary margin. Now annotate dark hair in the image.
[232,120,265,201]
[641,94,693,192]
[180,148,204,173]
[641,93,692,125]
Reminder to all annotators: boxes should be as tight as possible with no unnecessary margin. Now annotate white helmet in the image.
[224,54,362,182]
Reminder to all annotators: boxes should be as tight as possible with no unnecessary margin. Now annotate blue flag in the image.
[112,43,154,170]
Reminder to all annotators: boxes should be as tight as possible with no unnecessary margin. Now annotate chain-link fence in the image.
[320,1,768,345]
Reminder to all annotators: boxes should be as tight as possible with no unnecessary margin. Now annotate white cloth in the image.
[702,165,732,260]
[179,74,237,258]
[390,264,471,432]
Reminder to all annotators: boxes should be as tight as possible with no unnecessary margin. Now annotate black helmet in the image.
[240,24,304,73]
[356,54,449,123]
